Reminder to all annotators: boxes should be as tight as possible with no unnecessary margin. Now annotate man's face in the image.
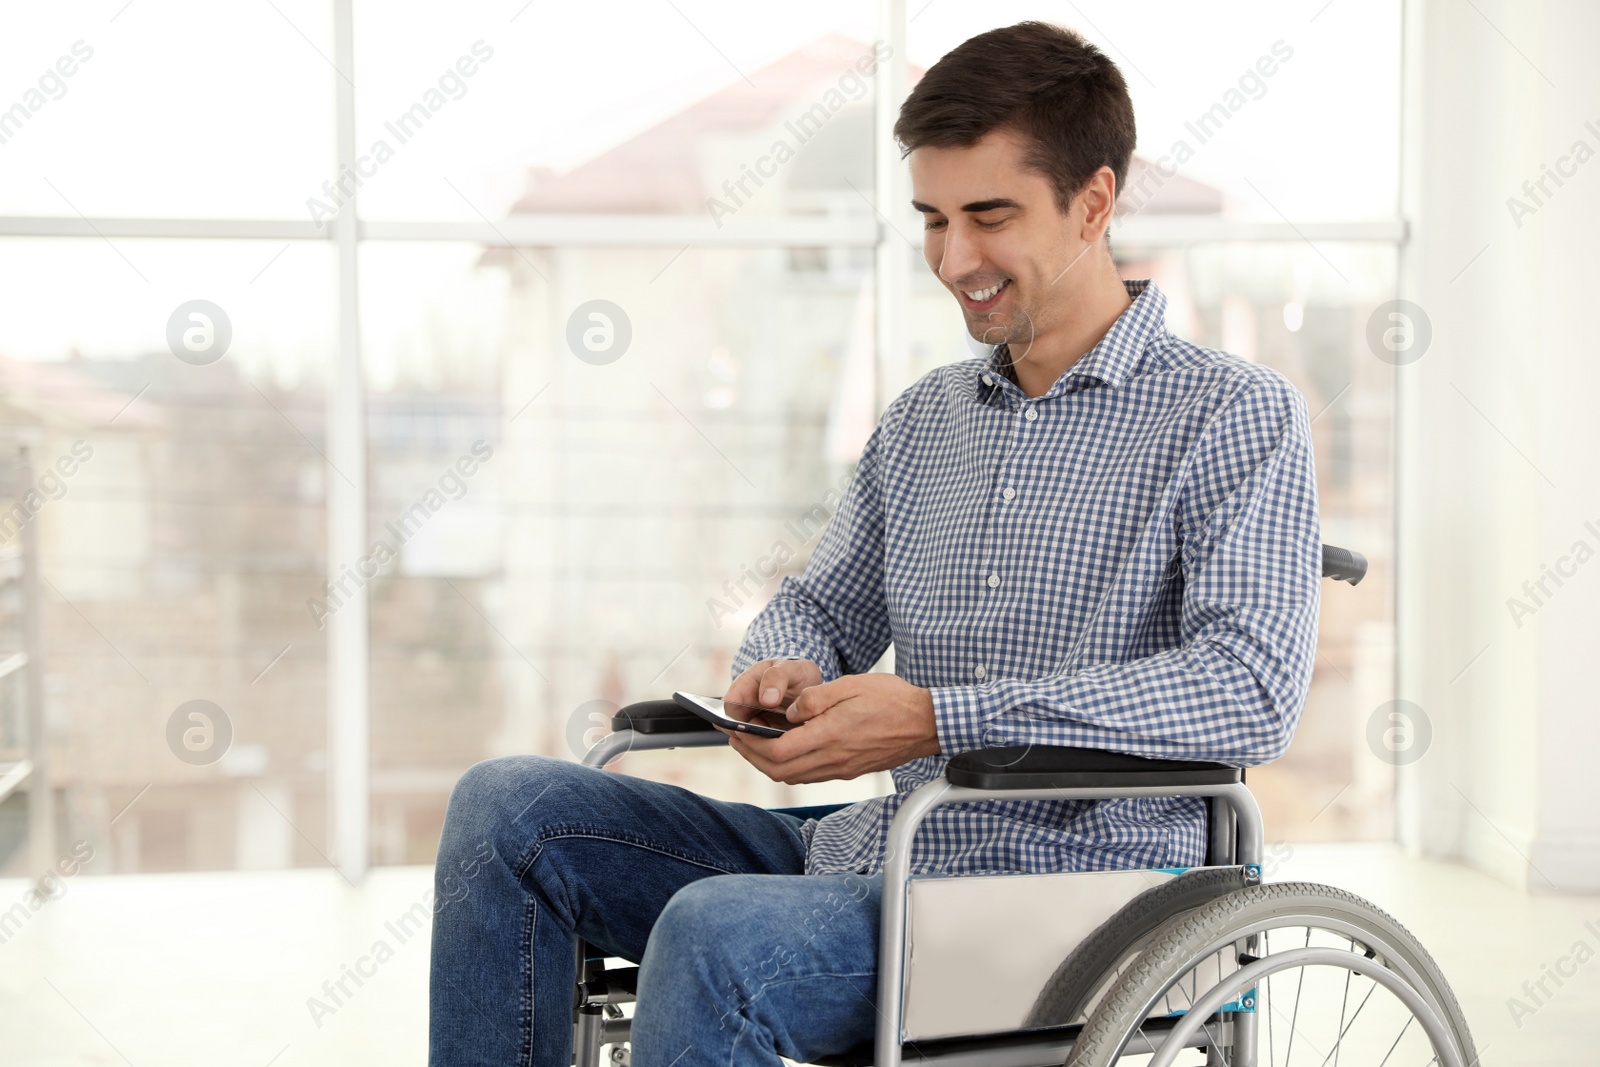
[909,127,1090,356]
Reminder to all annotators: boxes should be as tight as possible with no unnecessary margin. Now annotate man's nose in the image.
[937,223,982,286]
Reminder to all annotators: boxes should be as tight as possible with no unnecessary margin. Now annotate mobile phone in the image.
[671,691,798,738]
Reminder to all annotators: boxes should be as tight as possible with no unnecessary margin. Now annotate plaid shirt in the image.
[733,279,1321,877]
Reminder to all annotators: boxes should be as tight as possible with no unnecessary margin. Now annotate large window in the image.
[0,0,1404,879]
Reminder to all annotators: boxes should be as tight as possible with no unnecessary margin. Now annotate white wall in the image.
[1398,0,1600,891]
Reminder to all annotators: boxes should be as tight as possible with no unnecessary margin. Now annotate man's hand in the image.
[725,658,825,715]
[718,673,941,785]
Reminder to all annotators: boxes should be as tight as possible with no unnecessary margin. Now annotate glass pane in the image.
[351,0,881,219]
[0,238,334,876]
[0,1,334,218]
[907,0,1401,222]
[360,241,881,863]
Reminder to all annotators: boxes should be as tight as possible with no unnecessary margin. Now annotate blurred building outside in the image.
[0,34,1395,878]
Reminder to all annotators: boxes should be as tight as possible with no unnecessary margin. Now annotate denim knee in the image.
[644,877,789,1001]
[440,754,572,856]
[643,879,744,999]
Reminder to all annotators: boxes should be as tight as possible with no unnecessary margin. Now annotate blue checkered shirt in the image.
[733,279,1321,877]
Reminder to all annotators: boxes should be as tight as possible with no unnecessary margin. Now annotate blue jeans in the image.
[428,755,880,1065]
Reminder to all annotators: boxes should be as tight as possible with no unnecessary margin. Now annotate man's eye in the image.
[976,218,1005,229]
[923,219,947,231]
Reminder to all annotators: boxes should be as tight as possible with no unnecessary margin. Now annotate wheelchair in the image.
[570,544,1478,1067]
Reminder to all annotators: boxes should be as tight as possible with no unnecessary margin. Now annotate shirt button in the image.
[1002,487,1016,501]
[982,374,994,385]
[974,665,987,680]
[1024,407,1039,422]
[986,573,1001,588]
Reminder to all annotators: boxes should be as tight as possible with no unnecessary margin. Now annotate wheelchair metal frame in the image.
[569,546,1378,1065]
[577,730,1265,1067]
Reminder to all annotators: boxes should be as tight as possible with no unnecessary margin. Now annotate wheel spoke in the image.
[1269,998,1330,1065]
[1315,979,1378,1067]
[1166,962,1230,1067]
[1331,939,1352,1067]
[1246,956,1421,1067]
[1265,928,1276,1067]
[1374,1014,1413,1067]
[1284,928,1311,1066]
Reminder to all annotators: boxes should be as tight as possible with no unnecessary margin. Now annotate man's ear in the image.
[1075,165,1118,244]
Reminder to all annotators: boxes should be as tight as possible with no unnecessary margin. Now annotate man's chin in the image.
[966,319,1020,348]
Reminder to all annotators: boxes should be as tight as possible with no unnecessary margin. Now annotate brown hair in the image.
[892,21,1136,216]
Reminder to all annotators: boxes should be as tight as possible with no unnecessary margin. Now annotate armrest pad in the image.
[946,746,1242,790]
[611,699,718,735]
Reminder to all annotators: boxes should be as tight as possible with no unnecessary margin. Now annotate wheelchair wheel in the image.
[1024,866,1257,1029]
[1064,882,1477,1067]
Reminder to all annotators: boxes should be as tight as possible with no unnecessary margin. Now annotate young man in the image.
[429,21,1320,1067]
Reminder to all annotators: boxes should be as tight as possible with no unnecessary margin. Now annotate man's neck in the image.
[1006,269,1133,398]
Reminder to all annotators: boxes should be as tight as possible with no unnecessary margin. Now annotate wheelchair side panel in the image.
[901,867,1241,1041]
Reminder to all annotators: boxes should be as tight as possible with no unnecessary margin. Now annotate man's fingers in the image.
[730,730,833,784]
[757,660,819,708]
[789,678,851,721]
[751,665,780,707]
[760,664,803,707]
[736,717,826,763]
[788,687,823,721]
[723,672,761,708]
[727,658,804,708]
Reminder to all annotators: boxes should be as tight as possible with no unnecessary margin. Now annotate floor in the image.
[0,843,1593,1065]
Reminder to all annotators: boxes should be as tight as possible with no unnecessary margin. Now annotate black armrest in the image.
[946,746,1242,790]
[610,699,718,735]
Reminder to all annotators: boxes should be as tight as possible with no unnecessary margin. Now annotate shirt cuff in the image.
[731,635,843,683]
[929,684,997,757]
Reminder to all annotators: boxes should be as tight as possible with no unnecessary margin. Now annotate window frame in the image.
[0,0,1406,880]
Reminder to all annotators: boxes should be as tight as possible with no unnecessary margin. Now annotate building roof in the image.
[505,33,1222,218]
[0,352,159,430]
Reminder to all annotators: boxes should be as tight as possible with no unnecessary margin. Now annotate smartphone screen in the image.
[672,692,799,736]
[719,699,797,730]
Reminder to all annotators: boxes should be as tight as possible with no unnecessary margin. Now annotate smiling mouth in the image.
[960,279,1010,311]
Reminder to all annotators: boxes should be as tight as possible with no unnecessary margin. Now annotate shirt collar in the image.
[973,278,1166,403]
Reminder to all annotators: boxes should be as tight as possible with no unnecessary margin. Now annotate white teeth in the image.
[965,282,1004,301]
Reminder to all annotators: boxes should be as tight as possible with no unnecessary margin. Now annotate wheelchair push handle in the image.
[1321,543,1367,585]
